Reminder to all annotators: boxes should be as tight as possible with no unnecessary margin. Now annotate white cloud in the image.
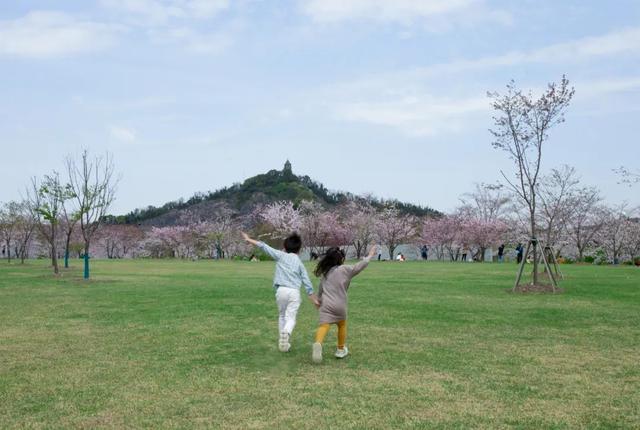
[301,0,475,23]
[299,0,511,28]
[330,74,640,137]
[109,125,137,142]
[578,76,640,99]
[151,25,233,53]
[101,0,235,54]
[324,24,640,137]
[101,0,229,24]
[336,94,489,137]
[0,11,121,59]
[322,26,640,137]
[411,27,640,78]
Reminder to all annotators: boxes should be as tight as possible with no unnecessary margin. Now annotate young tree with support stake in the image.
[26,173,66,275]
[488,76,574,289]
[60,193,81,269]
[66,150,117,280]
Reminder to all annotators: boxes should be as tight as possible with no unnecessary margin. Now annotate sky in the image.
[1,0,639,215]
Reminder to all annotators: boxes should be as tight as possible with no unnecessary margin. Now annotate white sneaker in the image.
[335,346,349,359]
[279,332,290,352]
[312,342,323,363]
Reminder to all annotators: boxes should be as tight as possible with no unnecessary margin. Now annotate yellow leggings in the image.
[314,320,347,349]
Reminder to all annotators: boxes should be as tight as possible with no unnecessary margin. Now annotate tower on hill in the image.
[283,160,293,179]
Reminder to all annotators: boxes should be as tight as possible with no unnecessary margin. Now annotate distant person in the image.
[241,231,319,352]
[377,245,382,261]
[312,245,376,363]
[516,243,524,264]
[421,245,428,260]
[498,244,505,263]
[310,251,318,261]
[461,246,468,262]
[396,253,406,262]
[249,254,259,262]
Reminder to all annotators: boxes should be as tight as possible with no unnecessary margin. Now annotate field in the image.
[1,259,638,429]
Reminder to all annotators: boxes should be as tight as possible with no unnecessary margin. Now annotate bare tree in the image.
[489,76,575,286]
[26,173,66,274]
[66,150,117,279]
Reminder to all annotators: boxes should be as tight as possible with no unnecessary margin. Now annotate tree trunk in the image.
[52,243,59,274]
[353,241,363,259]
[64,231,72,268]
[388,243,396,261]
[530,206,539,285]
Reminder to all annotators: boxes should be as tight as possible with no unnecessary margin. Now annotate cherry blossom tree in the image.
[13,201,37,263]
[0,201,21,263]
[614,166,640,186]
[421,216,462,261]
[342,201,376,259]
[143,226,189,258]
[258,201,302,239]
[564,186,604,261]
[489,76,574,285]
[299,201,340,255]
[457,183,511,261]
[97,224,145,258]
[458,218,509,262]
[536,165,580,256]
[596,204,635,264]
[623,218,640,261]
[376,206,417,261]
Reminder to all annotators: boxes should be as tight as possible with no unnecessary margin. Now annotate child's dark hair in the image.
[283,233,302,253]
[314,247,345,277]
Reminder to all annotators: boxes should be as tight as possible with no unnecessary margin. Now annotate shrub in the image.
[634,257,640,267]
[583,255,595,264]
[594,249,608,265]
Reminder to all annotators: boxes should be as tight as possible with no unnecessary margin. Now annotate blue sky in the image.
[1,0,639,214]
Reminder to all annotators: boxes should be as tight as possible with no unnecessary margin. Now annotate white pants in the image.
[276,287,301,335]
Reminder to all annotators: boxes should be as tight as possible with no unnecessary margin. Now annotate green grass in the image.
[1,259,638,429]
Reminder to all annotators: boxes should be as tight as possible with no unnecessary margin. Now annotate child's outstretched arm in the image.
[241,232,260,247]
[348,245,376,279]
[242,231,285,261]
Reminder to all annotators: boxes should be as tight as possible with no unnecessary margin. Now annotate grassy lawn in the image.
[0,259,638,429]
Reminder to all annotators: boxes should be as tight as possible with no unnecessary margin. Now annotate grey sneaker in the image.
[335,346,349,359]
[312,342,323,363]
[279,332,290,352]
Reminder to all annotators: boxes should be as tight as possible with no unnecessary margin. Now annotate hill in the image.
[107,161,441,226]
